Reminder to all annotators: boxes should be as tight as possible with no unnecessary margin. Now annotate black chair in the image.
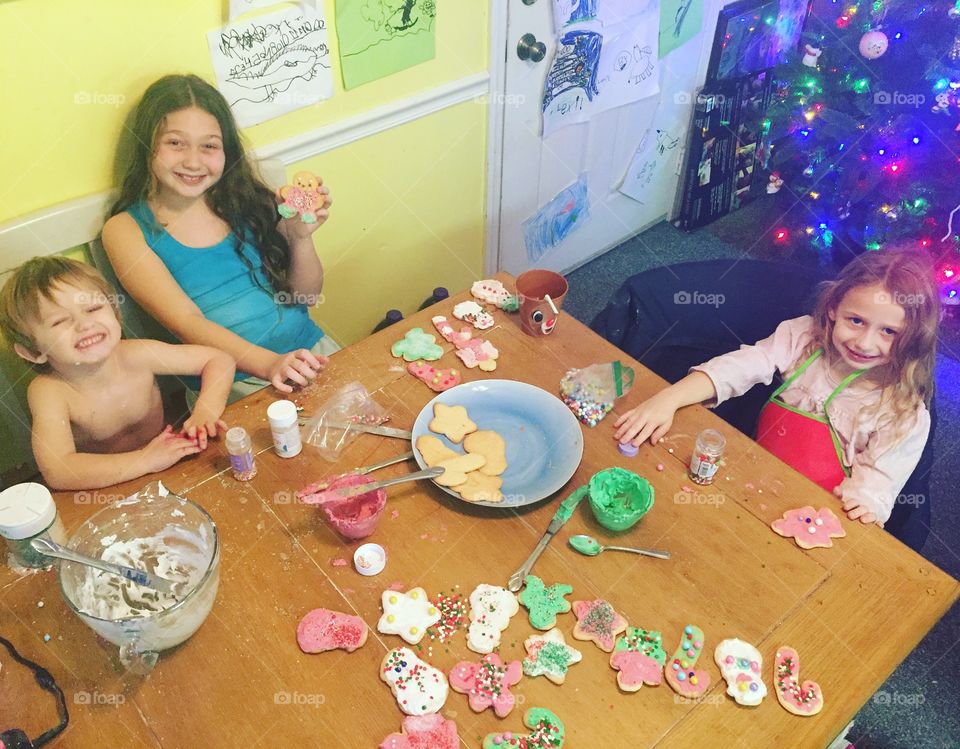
[591,259,932,552]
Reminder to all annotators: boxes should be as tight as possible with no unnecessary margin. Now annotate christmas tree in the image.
[766,0,960,306]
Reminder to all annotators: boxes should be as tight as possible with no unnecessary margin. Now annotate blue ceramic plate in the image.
[412,380,584,508]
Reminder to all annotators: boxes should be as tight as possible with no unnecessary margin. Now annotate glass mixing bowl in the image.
[58,488,220,673]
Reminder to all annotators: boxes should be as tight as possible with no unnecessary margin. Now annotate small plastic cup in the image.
[320,475,387,541]
[587,467,654,531]
[516,269,568,336]
[353,543,386,576]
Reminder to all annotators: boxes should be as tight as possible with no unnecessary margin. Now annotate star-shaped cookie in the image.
[522,628,582,684]
[378,587,442,645]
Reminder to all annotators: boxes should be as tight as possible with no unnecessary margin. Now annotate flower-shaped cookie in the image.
[609,627,667,692]
[391,328,443,361]
[378,587,442,644]
[467,584,519,654]
[664,625,711,698]
[519,575,573,630]
[453,300,495,329]
[482,707,565,749]
[449,653,523,717]
[771,506,846,549]
[455,338,499,371]
[380,714,460,749]
[381,647,449,715]
[571,599,628,652]
[522,628,582,684]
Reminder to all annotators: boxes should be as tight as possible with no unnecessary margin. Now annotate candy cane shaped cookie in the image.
[715,638,767,706]
[482,707,565,749]
[774,646,824,716]
[664,625,710,698]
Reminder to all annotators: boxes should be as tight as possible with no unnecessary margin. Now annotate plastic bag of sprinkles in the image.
[560,361,634,427]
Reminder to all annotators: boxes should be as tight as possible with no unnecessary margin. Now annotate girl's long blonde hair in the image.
[804,248,939,429]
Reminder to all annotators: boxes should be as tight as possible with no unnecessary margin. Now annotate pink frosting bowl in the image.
[317,474,387,540]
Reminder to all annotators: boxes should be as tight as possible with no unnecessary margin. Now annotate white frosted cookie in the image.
[380,647,449,715]
[467,584,519,654]
[378,587,442,645]
[715,638,767,706]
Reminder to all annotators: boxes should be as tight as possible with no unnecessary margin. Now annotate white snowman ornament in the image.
[801,44,822,68]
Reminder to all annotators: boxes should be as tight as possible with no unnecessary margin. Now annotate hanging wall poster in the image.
[659,0,703,57]
[523,176,591,263]
[542,25,604,136]
[336,0,437,90]
[619,126,681,202]
[208,2,333,127]
[592,3,661,116]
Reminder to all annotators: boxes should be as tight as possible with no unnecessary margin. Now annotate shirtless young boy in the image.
[0,257,235,490]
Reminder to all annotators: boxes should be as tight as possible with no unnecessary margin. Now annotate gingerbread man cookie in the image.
[715,638,767,706]
[379,714,460,749]
[391,328,443,362]
[449,653,523,717]
[519,575,573,630]
[381,647,449,715]
[296,608,368,653]
[467,584,519,654]
[482,707,565,749]
[407,361,461,392]
[378,587,442,645]
[664,625,710,698]
[522,628,582,684]
[453,300,494,329]
[774,645,824,716]
[772,506,846,549]
[571,599,628,652]
[609,627,667,692]
[276,171,324,223]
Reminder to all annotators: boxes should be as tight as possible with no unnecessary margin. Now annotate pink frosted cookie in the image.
[378,587,442,645]
[379,714,459,749]
[715,638,767,706]
[771,506,846,549]
[774,645,824,716]
[522,629,582,684]
[432,316,474,347]
[571,599,628,652]
[609,627,666,692]
[381,647,449,715]
[449,653,523,717]
[664,625,710,698]
[453,300,495,329]
[455,338,499,372]
[296,608,368,653]
[407,361,462,392]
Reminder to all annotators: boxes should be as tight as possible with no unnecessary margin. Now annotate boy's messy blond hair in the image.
[0,256,121,354]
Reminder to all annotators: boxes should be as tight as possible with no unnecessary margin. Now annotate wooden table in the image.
[2,274,957,748]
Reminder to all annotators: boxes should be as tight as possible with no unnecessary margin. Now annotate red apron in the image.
[755,350,864,493]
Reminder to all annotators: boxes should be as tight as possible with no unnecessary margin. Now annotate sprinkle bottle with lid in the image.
[267,400,302,458]
[225,426,257,480]
[689,429,725,485]
[0,483,67,568]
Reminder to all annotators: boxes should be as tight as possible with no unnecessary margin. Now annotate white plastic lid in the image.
[225,426,248,448]
[353,543,386,576]
[267,400,298,428]
[0,483,57,540]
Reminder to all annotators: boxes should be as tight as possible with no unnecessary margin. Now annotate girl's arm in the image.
[614,371,717,446]
[277,180,331,298]
[28,378,201,491]
[102,214,321,392]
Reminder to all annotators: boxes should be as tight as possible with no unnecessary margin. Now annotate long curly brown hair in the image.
[804,248,939,429]
[108,74,291,294]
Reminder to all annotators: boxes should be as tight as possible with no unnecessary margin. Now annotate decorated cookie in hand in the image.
[609,627,667,692]
[277,171,324,223]
[715,638,767,706]
[482,707,565,749]
[571,599,628,652]
[381,647,449,715]
[391,328,443,362]
[523,628,582,684]
[296,608,368,653]
[774,645,824,716]
[453,300,495,330]
[449,653,523,717]
[664,625,710,698]
[407,361,461,392]
[467,584,519,654]
[771,506,846,549]
[378,587,442,645]
[380,714,460,749]
[519,575,573,630]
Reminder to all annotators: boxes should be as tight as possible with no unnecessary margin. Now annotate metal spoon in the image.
[568,534,671,560]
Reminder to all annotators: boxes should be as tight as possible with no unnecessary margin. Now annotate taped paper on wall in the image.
[524,176,591,263]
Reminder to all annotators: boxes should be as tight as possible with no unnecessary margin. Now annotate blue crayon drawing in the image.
[556,0,598,26]
[543,29,602,113]
[524,177,590,263]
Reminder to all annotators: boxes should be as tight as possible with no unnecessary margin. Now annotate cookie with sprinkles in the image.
[571,599,628,652]
[379,714,460,749]
[518,575,572,631]
[774,645,824,716]
[467,584,519,654]
[426,589,467,644]
[771,506,846,549]
[378,587,442,645]
[449,653,523,717]
[482,706,565,749]
[715,638,767,706]
[522,628,582,684]
[380,647,449,716]
[609,627,667,692]
[664,625,711,698]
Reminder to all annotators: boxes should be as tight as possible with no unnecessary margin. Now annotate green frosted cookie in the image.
[391,328,443,361]
[482,707,565,749]
[519,575,572,630]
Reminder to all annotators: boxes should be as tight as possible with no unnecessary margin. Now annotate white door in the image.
[493,0,729,277]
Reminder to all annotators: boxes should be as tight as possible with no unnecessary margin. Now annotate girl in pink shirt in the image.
[614,250,938,529]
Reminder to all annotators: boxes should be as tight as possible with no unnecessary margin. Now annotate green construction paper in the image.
[335,0,437,90]
[659,0,703,58]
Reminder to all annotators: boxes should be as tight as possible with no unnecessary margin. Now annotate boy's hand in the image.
[613,390,679,447]
[182,403,228,450]
[268,349,328,393]
[138,426,202,474]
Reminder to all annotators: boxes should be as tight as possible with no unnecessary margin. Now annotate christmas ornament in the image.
[949,32,960,63]
[859,30,889,60]
[802,44,823,68]
[767,172,784,194]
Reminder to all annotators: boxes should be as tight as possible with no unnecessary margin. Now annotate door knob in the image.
[521,0,538,5]
[517,33,547,63]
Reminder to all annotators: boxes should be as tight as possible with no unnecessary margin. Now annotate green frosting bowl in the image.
[587,467,654,531]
